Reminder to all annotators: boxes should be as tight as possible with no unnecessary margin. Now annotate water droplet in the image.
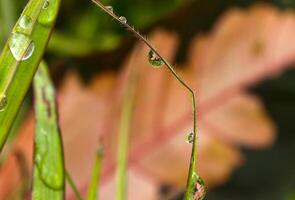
[105,6,114,13]
[38,0,56,26]
[119,16,127,24]
[186,132,194,144]
[9,33,35,61]
[23,42,35,60]
[0,94,8,112]
[148,50,164,68]
[19,15,32,29]
[42,0,50,9]
[193,176,207,200]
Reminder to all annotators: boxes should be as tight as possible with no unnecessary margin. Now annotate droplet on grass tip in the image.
[193,176,206,200]
[148,50,164,68]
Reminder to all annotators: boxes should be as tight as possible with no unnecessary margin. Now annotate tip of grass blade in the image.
[32,62,65,200]
[86,146,104,200]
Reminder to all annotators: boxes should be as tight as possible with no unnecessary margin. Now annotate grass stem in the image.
[91,1,199,199]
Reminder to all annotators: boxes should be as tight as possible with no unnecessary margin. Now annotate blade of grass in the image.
[86,148,104,200]
[91,1,203,199]
[0,0,16,47]
[0,0,61,152]
[65,170,84,200]
[115,54,139,200]
[32,61,65,200]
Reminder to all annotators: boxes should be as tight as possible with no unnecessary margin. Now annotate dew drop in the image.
[193,176,207,200]
[9,33,35,61]
[42,0,50,9]
[23,42,35,60]
[0,94,8,112]
[148,50,164,68]
[105,6,114,13]
[119,16,127,24]
[186,132,194,144]
[19,15,32,29]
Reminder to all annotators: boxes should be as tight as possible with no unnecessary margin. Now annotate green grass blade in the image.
[116,65,139,200]
[86,148,104,200]
[0,0,61,152]
[65,170,84,200]
[32,61,65,200]
[0,0,16,47]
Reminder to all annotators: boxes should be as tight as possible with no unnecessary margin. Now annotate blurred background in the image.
[1,0,295,199]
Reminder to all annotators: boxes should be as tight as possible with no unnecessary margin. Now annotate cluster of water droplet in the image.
[9,15,35,61]
[1,0,52,112]
[148,50,164,68]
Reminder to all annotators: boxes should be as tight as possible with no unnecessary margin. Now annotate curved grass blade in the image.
[32,61,65,200]
[90,1,204,199]
[86,148,104,200]
[0,0,61,152]
[115,58,139,200]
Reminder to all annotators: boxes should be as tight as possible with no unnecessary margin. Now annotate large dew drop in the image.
[19,15,33,29]
[0,94,8,112]
[119,16,127,24]
[8,33,35,61]
[148,50,164,68]
[23,42,35,60]
[193,176,207,200]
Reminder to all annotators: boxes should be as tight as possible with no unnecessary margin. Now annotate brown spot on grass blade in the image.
[41,86,52,118]
[32,62,65,200]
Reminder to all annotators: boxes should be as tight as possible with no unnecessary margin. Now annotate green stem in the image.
[33,61,65,199]
[86,148,104,200]
[91,1,198,199]
[0,0,16,36]
[115,58,139,200]
[65,170,84,200]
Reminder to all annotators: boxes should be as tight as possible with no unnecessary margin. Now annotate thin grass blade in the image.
[86,148,104,200]
[65,170,83,200]
[32,61,65,200]
[0,0,61,152]
[116,58,139,200]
